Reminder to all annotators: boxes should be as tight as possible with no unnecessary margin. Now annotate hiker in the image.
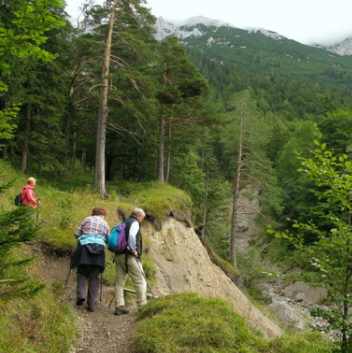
[22,177,41,209]
[114,208,147,315]
[71,207,109,312]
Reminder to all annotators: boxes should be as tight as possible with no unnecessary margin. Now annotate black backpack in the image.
[14,192,23,206]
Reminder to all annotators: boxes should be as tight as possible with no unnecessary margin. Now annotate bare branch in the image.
[73,97,95,106]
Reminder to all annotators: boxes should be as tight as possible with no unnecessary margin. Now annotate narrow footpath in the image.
[32,243,137,353]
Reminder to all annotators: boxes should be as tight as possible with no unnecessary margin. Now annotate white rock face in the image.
[248,28,286,40]
[155,17,209,41]
[143,217,281,339]
[155,16,284,42]
[326,37,352,55]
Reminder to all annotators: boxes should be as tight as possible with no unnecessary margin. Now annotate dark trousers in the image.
[77,265,100,309]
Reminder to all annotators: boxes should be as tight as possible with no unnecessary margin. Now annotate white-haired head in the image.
[131,208,146,217]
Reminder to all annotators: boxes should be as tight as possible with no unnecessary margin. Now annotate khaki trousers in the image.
[114,254,147,308]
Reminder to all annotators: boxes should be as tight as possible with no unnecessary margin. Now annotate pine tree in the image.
[222,90,282,267]
[79,0,156,197]
[0,0,66,149]
[155,36,210,183]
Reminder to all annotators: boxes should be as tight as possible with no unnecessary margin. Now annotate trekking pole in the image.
[108,289,155,308]
[65,267,72,289]
[135,257,157,299]
[109,293,115,308]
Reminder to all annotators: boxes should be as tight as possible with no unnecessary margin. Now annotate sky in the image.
[64,0,352,46]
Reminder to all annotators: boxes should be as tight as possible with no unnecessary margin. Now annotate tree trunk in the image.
[230,115,244,268]
[123,154,126,179]
[63,116,70,168]
[81,149,87,174]
[2,146,8,159]
[135,147,139,180]
[21,104,31,172]
[164,117,172,184]
[70,131,77,176]
[201,171,209,239]
[157,115,165,183]
[94,2,117,198]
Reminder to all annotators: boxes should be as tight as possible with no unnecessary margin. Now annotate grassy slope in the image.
[1,162,333,352]
[0,161,193,352]
[135,293,334,353]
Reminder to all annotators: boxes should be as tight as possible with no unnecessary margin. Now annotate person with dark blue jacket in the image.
[71,207,109,312]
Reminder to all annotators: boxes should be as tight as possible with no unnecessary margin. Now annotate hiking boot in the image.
[114,307,129,316]
[87,307,95,312]
[76,298,85,306]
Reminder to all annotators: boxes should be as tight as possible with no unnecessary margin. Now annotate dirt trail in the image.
[31,243,137,353]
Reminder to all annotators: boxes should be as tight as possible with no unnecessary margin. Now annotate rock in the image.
[236,220,249,232]
[145,217,281,338]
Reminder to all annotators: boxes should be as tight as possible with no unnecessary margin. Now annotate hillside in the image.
[156,17,352,89]
[0,162,280,350]
[143,217,281,338]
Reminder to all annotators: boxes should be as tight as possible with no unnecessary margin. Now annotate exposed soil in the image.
[31,242,137,353]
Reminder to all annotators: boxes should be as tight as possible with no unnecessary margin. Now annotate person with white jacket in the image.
[114,208,146,315]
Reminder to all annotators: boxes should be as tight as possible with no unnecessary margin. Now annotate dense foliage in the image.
[273,142,352,353]
[2,0,352,263]
[2,1,352,350]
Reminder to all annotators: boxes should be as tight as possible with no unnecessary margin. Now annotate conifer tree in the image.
[222,90,282,267]
[76,0,156,197]
[155,36,210,184]
[0,164,43,300]
[0,0,64,299]
[0,0,66,150]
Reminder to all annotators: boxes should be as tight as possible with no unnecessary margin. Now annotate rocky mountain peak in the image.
[155,16,285,42]
[324,37,352,56]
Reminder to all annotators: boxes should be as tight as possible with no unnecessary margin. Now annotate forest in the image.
[2,0,352,352]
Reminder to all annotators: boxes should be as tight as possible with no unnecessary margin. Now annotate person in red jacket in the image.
[22,177,41,209]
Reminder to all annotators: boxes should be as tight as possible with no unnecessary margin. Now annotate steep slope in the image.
[143,217,281,338]
[155,17,352,89]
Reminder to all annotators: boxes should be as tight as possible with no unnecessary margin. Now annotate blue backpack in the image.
[108,219,135,254]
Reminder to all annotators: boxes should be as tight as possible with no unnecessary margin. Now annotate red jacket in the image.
[22,185,38,208]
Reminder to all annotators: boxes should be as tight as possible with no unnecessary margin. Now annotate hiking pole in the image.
[135,257,157,299]
[108,289,155,308]
[65,267,72,289]
[109,293,115,308]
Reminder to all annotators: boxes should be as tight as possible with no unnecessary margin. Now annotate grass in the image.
[1,162,337,352]
[0,244,78,353]
[108,180,193,225]
[0,292,78,353]
[135,293,334,353]
[1,161,192,250]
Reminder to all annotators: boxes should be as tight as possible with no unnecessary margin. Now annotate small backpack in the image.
[108,219,135,254]
[14,192,23,206]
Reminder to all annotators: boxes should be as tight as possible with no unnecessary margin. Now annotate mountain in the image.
[319,37,352,56]
[155,17,352,90]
